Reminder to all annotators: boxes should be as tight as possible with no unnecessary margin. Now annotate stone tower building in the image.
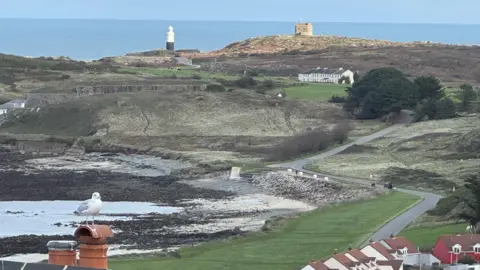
[295,22,313,36]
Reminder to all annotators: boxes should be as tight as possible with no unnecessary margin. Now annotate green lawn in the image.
[285,83,348,101]
[400,223,468,248]
[110,192,420,270]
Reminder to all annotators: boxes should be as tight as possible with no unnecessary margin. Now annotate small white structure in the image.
[0,99,26,115]
[313,174,317,178]
[287,169,293,173]
[229,167,241,180]
[298,67,356,84]
[298,171,303,176]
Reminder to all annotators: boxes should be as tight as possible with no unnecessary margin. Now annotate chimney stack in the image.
[369,238,374,243]
[348,244,352,250]
[333,249,338,255]
[47,240,78,266]
[74,224,114,269]
[390,233,395,238]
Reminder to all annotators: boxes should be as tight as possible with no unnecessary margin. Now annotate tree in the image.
[344,67,407,118]
[458,83,478,112]
[434,98,457,119]
[413,76,445,101]
[457,174,480,233]
[356,74,419,119]
[353,71,360,84]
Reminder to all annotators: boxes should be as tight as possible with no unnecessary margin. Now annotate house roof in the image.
[332,253,360,267]
[309,260,336,270]
[377,260,403,270]
[437,234,480,251]
[368,242,396,260]
[303,67,347,75]
[382,236,418,253]
[346,249,376,263]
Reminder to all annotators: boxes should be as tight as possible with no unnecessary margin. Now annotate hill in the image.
[187,35,480,82]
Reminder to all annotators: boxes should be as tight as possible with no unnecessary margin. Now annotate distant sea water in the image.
[1,18,480,60]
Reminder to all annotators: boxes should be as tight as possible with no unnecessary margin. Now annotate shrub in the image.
[191,74,202,80]
[261,79,275,89]
[246,70,259,77]
[235,75,257,88]
[205,84,226,92]
[329,95,347,103]
[260,122,351,161]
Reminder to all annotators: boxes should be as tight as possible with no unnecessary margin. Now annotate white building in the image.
[0,99,26,115]
[298,67,356,84]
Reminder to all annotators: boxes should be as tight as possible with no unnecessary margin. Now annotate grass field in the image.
[400,223,468,247]
[110,192,420,270]
[285,83,348,101]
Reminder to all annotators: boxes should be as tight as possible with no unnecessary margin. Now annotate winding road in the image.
[268,111,443,245]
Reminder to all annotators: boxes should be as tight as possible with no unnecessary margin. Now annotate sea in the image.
[1,18,480,60]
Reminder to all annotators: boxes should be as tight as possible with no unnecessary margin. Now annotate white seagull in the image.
[74,192,103,225]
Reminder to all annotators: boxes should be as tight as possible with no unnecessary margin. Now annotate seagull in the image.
[74,192,103,226]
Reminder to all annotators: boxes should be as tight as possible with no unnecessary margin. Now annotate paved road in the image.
[268,115,443,245]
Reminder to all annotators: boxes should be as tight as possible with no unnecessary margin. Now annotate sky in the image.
[0,0,478,24]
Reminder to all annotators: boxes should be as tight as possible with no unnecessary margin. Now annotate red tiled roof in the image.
[377,260,403,270]
[382,237,418,253]
[369,242,396,260]
[347,249,376,263]
[438,234,480,252]
[309,260,335,270]
[332,253,360,268]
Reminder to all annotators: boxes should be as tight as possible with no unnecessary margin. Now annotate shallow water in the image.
[0,201,183,237]
[25,152,190,177]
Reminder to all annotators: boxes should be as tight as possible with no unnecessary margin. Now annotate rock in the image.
[250,172,376,205]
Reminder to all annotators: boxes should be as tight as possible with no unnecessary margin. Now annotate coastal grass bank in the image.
[110,192,420,270]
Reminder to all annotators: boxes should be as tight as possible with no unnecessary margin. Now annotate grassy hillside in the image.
[306,116,480,194]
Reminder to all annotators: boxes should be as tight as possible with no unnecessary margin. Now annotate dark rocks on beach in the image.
[0,212,249,257]
[0,146,246,256]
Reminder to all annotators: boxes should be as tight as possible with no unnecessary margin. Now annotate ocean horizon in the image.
[1,18,480,60]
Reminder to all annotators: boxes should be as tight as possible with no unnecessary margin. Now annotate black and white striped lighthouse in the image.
[166,25,175,51]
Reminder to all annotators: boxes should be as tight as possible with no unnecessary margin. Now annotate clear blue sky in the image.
[0,0,478,24]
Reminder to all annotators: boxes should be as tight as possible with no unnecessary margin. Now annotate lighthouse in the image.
[166,25,175,51]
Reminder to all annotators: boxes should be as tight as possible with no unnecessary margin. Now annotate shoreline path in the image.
[268,110,443,246]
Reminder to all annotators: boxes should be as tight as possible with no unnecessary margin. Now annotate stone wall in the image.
[7,140,69,154]
[26,83,207,107]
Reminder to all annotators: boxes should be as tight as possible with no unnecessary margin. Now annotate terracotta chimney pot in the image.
[74,225,114,269]
[47,240,77,266]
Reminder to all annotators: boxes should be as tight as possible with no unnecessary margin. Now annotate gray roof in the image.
[304,67,347,75]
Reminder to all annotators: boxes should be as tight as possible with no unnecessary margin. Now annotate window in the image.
[474,245,480,254]
[453,245,461,254]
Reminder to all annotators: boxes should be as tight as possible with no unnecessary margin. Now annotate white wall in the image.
[361,245,389,261]
[298,73,342,83]
[324,257,350,270]
[0,109,7,115]
[378,265,394,270]
[402,254,440,266]
[301,265,316,270]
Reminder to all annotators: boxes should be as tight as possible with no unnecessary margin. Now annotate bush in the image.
[245,70,259,77]
[205,84,226,92]
[235,75,257,88]
[329,95,347,103]
[261,79,275,89]
[260,122,351,161]
[191,74,202,80]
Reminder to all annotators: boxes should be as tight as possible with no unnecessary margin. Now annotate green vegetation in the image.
[285,83,347,100]
[110,192,420,270]
[401,223,467,248]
